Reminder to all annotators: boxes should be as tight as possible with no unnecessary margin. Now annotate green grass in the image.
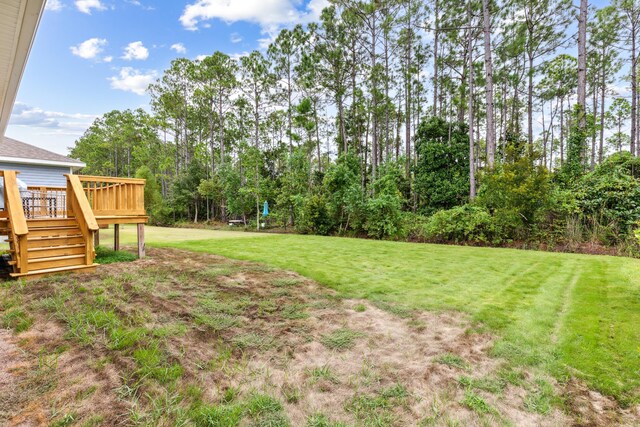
[307,365,340,384]
[320,328,364,351]
[2,307,34,332]
[95,246,137,264]
[150,232,640,405]
[345,384,409,425]
[434,353,470,371]
[461,389,497,415]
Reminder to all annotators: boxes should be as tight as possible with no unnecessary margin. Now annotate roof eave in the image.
[0,0,47,137]
[0,155,86,169]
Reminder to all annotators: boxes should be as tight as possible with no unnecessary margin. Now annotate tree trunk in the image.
[599,46,606,164]
[405,9,412,179]
[560,97,565,164]
[432,0,439,117]
[577,0,587,132]
[468,5,476,201]
[527,52,534,150]
[482,0,495,168]
[591,82,597,169]
[632,22,637,156]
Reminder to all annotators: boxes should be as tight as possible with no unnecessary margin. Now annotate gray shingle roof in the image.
[0,136,85,167]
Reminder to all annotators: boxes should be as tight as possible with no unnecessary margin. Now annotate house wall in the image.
[0,162,71,187]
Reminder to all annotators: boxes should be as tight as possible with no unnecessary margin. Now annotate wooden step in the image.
[26,218,77,228]
[28,244,86,259]
[27,226,81,238]
[17,235,85,248]
[10,264,98,280]
[28,254,86,270]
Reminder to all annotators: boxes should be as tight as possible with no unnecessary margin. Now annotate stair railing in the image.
[66,174,99,266]
[2,171,29,274]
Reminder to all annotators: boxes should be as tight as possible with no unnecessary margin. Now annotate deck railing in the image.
[77,175,146,217]
[23,186,67,219]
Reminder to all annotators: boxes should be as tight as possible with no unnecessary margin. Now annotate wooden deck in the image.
[1,171,147,279]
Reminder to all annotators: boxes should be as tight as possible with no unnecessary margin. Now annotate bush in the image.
[477,155,553,239]
[363,193,404,239]
[296,194,334,235]
[573,152,640,244]
[323,153,365,232]
[414,117,470,214]
[421,205,506,245]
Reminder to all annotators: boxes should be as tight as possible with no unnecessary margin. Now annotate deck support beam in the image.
[94,229,100,248]
[137,223,145,259]
[114,224,120,251]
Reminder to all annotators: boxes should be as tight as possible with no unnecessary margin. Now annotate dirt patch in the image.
[0,329,44,427]
[564,379,640,426]
[0,247,636,426]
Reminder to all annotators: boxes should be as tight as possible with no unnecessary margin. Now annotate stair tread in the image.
[28,226,79,230]
[10,264,98,278]
[28,244,86,252]
[28,254,85,263]
[26,234,83,241]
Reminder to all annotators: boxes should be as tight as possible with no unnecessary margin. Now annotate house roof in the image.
[0,136,85,168]
[0,0,46,137]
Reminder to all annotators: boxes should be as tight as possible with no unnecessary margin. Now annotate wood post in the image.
[137,223,145,259]
[114,224,120,251]
[94,229,100,248]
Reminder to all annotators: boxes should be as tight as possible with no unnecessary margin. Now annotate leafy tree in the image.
[414,117,470,213]
[478,153,553,237]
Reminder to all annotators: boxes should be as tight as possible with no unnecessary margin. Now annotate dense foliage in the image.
[70,1,640,254]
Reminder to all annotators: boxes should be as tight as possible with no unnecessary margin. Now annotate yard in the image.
[1,226,639,425]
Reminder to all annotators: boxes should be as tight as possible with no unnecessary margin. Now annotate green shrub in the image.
[414,117,470,214]
[363,193,404,239]
[296,194,334,235]
[421,205,505,245]
[573,152,640,244]
[477,155,553,239]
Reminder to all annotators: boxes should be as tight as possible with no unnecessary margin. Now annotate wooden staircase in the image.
[1,170,99,280]
[1,170,147,280]
[6,218,97,278]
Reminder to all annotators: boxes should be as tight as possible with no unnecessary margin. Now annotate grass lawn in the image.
[99,224,265,245]
[3,248,579,425]
[134,231,640,406]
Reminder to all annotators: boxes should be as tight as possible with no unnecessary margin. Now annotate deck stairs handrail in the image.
[1,171,29,273]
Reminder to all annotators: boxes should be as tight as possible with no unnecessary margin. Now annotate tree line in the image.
[71,0,640,251]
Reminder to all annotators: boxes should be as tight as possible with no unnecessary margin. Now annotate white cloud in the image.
[122,41,149,61]
[10,102,97,130]
[195,54,208,61]
[179,0,329,32]
[109,67,157,95]
[230,51,250,61]
[230,33,242,43]
[103,55,113,63]
[171,43,187,54]
[70,38,107,59]
[75,0,105,14]
[126,0,154,9]
[45,0,64,11]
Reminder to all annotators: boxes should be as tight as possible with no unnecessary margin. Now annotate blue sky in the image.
[6,0,328,154]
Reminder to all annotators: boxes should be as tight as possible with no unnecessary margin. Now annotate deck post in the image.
[94,229,100,248]
[137,223,145,258]
[114,224,120,251]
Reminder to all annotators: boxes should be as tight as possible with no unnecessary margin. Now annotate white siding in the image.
[0,162,70,186]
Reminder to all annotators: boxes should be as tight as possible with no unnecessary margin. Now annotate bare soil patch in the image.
[0,247,636,426]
